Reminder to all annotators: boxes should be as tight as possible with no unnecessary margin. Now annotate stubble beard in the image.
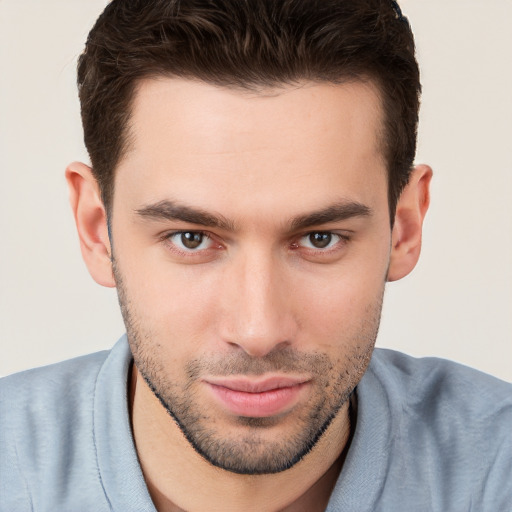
[114,262,383,475]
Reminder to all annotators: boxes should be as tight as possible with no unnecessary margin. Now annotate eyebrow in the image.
[135,200,236,231]
[289,201,372,231]
[135,199,372,232]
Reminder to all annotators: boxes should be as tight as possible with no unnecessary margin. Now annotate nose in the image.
[218,249,297,358]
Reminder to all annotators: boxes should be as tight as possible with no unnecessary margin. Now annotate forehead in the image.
[127,77,384,154]
[115,77,387,219]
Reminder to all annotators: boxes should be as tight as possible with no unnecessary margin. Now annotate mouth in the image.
[203,376,310,418]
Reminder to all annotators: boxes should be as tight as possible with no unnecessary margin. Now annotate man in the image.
[0,0,510,510]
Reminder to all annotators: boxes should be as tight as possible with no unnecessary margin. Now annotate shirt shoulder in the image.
[0,350,111,511]
[0,349,110,435]
[370,348,512,422]
[1,348,110,397]
[369,349,512,510]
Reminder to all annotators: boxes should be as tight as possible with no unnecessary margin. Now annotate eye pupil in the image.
[181,232,203,249]
[309,232,332,248]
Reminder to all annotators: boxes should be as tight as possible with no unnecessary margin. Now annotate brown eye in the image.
[165,230,221,259]
[308,232,332,248]
[167,231,212,251]
[181,232,204,249]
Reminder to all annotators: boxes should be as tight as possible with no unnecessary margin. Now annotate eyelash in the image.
[161,231,221,255]
[293,232,350,252]
[161,230,351,259]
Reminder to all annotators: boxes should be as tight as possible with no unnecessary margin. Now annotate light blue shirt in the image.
[1,336,511,511]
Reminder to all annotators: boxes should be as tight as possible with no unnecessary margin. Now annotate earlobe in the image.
[387,164,432,282]
[65,162,115,288]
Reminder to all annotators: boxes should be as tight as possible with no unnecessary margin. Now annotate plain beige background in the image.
[1,1,511,380]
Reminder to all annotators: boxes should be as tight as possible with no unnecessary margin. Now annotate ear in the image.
[65,162,115,288]
[387,164,432,282]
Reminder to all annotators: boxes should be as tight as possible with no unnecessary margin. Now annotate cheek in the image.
[291,258,387,350]
[120,259,224,347]
[298,284,382,345]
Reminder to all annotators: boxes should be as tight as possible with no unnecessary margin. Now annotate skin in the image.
[67,78,431,511]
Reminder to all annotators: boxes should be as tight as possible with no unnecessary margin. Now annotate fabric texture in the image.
[1,336,511,511]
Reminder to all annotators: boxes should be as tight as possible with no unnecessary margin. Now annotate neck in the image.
[130,365,353,512]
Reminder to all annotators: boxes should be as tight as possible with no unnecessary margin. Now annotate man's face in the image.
[111,78,392,474]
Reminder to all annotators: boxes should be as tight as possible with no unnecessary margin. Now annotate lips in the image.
[204,376,310,418]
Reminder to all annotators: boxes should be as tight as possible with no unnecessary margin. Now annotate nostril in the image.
[224,337,292,359]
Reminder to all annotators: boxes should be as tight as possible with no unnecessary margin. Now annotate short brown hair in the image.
[78,0,420,220]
